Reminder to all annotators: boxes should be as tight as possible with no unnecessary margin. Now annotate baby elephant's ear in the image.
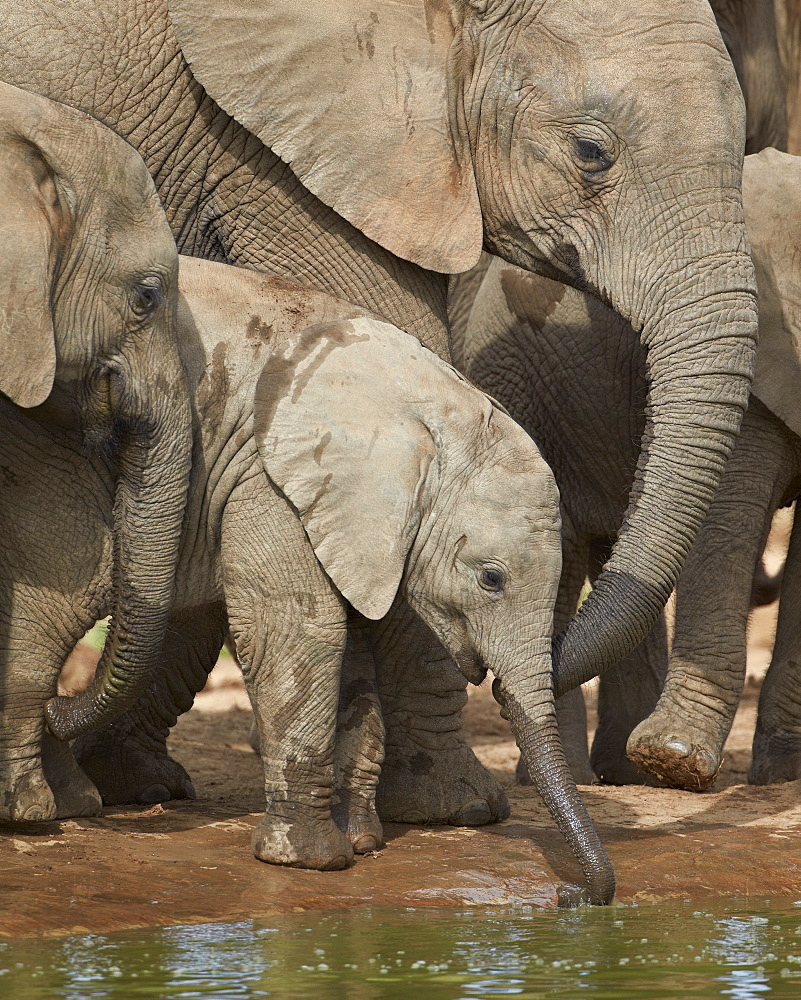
[0,141,59,407]
[254,318,438,620]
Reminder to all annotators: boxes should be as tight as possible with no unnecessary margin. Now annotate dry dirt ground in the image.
[2,517,800,937]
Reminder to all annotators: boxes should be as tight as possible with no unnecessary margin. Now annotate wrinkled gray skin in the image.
[452,148,801,791]
[0,82,190,822]
[0,0,758,825]
[26,257,615,905]
[709,0,788,153]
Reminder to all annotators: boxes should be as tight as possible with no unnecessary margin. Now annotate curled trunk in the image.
[46,408,191,741]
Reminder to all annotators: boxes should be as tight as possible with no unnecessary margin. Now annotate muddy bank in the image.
[3,610,801,939]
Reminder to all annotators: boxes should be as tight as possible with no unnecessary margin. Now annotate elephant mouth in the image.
[455,654,488,687]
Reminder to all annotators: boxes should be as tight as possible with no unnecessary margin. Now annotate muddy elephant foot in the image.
[73,734,195,806]
[376,744,509,826]
[331,793,384,854]
[0,769,58,823]
[626,718,722,791]
[252,811,355,870]
[40,733,102,818]
[749,726,801,784]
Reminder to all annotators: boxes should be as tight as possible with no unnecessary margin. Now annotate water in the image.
[4,898,801,999]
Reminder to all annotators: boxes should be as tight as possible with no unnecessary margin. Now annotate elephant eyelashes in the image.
[131,281,163,316]
[573,137,614,175]
[478,567,506,593]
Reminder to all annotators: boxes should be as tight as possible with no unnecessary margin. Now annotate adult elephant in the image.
[0,0,758,819]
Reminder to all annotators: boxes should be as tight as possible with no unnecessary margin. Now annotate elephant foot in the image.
[377,743,509,825]
[626,719,722,791]
[0,769,58,823]
[40,733,102,818]
[331,792,384,854]
[749,726,801,784]
[252,811,355,871]
[74,734,195,806]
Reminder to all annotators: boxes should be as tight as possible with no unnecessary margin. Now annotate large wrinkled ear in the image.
[253,318,440,619]
[0,140,60,407]
[168,0,482,273]
[744,149,801,438]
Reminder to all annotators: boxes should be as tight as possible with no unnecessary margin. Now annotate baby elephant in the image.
[52,257,615,904]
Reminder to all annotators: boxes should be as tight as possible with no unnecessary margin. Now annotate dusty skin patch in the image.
[3,541,799,937]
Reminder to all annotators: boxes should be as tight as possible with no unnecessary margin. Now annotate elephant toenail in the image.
[451,799,492,827]
[697,751,718,777]
[183,781,197,800]
[352,835,379,854]
[665,739,690,757]
[22,806,47,822]
[139,783,171,804]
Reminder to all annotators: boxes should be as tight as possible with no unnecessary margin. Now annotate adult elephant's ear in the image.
[253,318,440,620]
[744,148,801,437]
[0,139,60,407]
[168,0,482,273]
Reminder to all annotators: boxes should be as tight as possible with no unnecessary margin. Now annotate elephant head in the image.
[254,317,614,905]
[168,0,758,695]
[0,82,192,740]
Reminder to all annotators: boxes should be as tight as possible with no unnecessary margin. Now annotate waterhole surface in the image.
[5,898,801,998]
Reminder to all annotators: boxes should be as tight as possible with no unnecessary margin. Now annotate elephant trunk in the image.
[45,380,191,741]
[493,672,615,907]
[554,213,758,696]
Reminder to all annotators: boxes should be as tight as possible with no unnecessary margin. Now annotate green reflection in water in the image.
[4,899,801,999]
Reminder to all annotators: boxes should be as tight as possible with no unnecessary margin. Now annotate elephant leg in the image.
[233,608,353,870]
[40,731,103,819]
[628,404,785,789]
[0,608,101,822]
[330,609,385,853]
[517,532,594,786]
[373,598,509,826]
[590,615,668,785]
[751,505,801,783]
[73,605,228,805]
[223,477,354,870]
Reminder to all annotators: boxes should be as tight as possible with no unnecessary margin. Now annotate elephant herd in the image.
[0,0,799,908]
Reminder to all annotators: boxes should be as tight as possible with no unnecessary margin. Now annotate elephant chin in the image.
[45,404,191,741]
[455,653,488,686]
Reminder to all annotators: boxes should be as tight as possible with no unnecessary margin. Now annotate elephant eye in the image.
[573,137,614,175]
[477,566,506,593]
[132,281,163,317]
